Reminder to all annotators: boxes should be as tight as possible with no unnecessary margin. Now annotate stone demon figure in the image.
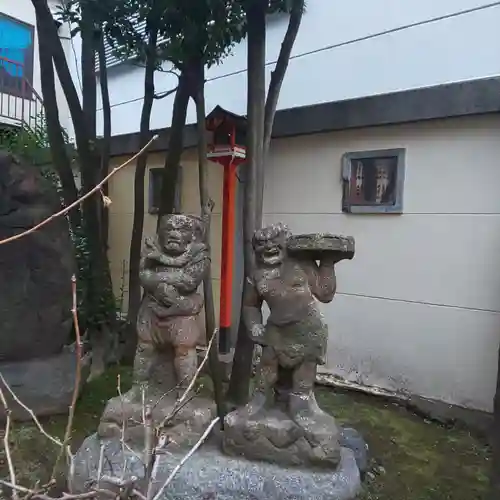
[245,222,337,418]
[99,211,217,446]
[224,222,355,469]
[133,213,209,397]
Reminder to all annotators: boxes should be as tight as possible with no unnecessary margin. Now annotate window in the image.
[149,167,183,214]
[341,148,406,214]
[0,14,34,99]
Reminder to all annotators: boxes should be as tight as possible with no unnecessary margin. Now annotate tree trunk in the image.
[157,69,191,223]
[193,63,226,426]
[78,2,116,375]
[227,1,267,405]
[35,11,80,231]
[32,0,116,376]
[81,5,97,140]
[125,27,158,364]
[490,346,500,499]
[31,0,92,157]
[263,0,304,157]
[247,3,267,228]
[97,32,111,249]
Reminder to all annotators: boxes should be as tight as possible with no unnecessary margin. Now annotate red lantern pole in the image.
[206,108,246,355]
[219,157,238,353]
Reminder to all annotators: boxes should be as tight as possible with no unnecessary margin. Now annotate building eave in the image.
[108,76,500,157]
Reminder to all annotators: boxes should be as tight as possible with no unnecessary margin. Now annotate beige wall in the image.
[107,149,224,320]
[263,114,500,412]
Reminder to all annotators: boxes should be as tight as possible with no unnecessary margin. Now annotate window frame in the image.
[148,166,183,214]
[0,13,35,100]
[341,148,406,214]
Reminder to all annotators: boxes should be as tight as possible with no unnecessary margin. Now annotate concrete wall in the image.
[77,0,500,136]
[107,150,224,323]
[262,114,500,413]
[0,0,72,131]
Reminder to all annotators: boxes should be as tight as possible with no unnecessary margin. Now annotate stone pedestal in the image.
[223,405,340,468]
[70,433,362,500]
[0,348,91,421]
[99,389,215,450]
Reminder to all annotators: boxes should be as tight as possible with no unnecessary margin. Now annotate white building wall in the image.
[263,114,500,413]
[85,0,500,136]
[0,0,72,132]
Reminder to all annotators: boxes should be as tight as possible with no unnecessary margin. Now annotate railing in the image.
[0,55,44,132]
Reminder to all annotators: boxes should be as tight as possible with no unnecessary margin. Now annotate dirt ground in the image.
[0,367,491,499]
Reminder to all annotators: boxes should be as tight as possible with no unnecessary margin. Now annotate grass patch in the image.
[0,366,132,489]
[0,368,491,499]
[316,386,490,500]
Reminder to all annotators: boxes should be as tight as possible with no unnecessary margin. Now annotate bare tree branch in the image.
[0,294,219,500]
[175,328,217,409]
[153,86,179,100]
[158,328,218,429]
[151,417,220,500]
[0,373,63,448]
[0,135,158,247]
[0,385,19,500]
[51,275,83,480]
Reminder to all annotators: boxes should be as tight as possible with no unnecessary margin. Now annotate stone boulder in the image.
[70,434,362,500]
[0,152,75,362]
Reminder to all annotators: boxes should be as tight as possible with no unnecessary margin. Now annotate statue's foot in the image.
[289,392,339,428]
[288,392,341,466]
[225,391,268,425]
[118,383,149,405]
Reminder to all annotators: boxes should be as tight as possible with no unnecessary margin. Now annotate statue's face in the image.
[159,215,195,255]
[253,224,289,267]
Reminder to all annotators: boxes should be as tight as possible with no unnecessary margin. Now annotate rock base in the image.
[223,392,346,469]
[99,389,215,451]
[70,433,362,500]
[0,348,90,421]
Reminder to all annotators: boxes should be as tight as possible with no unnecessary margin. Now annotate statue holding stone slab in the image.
[223,222,356,469]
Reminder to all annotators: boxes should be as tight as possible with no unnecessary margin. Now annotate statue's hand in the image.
[158,283,180,301]
[249,324,265,344]
[320,254,337,265]
[150,301,174,318]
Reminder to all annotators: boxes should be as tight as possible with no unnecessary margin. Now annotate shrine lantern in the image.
[205,106,247,354]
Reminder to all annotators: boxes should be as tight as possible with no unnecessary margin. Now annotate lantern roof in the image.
[205,105,247,133]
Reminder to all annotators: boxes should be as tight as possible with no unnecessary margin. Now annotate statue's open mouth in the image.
[264,247,280,257]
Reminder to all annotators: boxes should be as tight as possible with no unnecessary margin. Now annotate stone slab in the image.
[70,433,362,500]
[0,348,91,421]
[287,233,355,261]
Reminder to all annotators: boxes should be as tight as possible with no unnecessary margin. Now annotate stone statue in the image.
[134,213,209,397]
[223,222,355,469]
[99,213,214,447]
